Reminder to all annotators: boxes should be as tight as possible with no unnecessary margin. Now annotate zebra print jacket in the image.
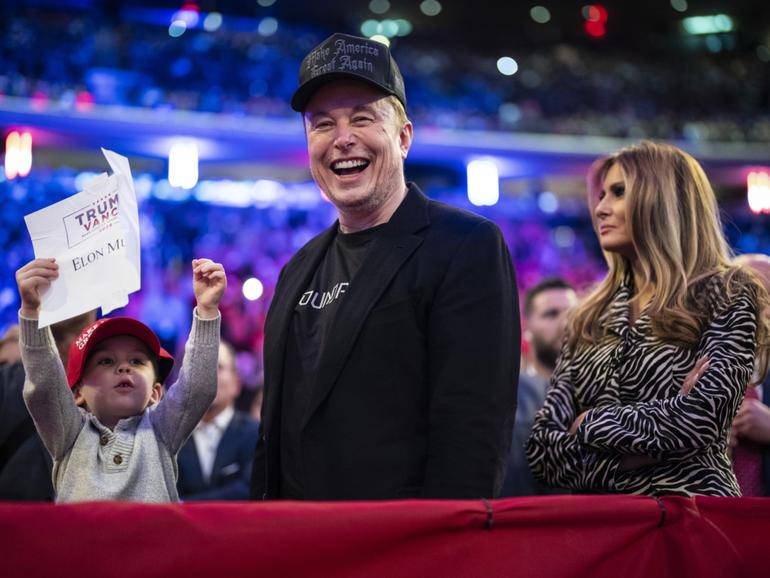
[526,273,759,496]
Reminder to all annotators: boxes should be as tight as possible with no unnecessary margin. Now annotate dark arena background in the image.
[1,2,770,576]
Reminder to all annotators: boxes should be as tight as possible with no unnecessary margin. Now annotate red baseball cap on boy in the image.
[66,317,174,388]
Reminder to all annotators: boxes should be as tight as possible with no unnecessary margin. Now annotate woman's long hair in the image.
[569,140,769,377]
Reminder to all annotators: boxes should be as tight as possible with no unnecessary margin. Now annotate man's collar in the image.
[379,182,431,236]
[200,405,235,432]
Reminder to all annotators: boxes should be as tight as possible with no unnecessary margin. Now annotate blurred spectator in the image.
[177,341,260,501]
[0,311,96,500]
[1,10,768,141]
[0,325,20,365]
[500,278,577,497]
[731,253,770,497]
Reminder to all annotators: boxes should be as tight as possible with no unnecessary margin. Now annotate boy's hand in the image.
[16,258,59,320]
[192,258,226,319]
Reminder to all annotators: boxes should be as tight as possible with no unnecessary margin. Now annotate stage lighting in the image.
[4,131,32,180]
[420,0,442,17]
[203,12,223,32]
[361,20,379,37]
[243,278,264,301]
[671,0,688,13]
[497,57,519,76]
[369,0,390,14]
[538,191,559,214]
[169,20,187,37]
[530,6,551,24]
[583,4,608,38]
[747,171,770,214]
[467,159,499,207]
[259,17,278,36]
[682,14,733,35]
[168,141,199,189]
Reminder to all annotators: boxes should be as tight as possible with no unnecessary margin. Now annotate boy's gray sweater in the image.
[20,311,220,503]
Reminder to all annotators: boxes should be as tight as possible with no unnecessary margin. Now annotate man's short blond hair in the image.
[385,95,409,127]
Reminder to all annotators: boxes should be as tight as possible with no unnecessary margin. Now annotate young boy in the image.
[16,257,226,503]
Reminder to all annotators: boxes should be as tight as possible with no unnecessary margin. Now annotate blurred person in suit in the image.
[501,278,577,497]
[177,341,259,500]
[0,311,96,500]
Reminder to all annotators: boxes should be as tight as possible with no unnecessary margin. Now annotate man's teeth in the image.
[332,159,367,170]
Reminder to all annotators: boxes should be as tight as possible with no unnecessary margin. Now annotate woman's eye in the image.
[611,185,625,197]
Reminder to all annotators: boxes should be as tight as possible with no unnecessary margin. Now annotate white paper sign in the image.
[23,149,141,328]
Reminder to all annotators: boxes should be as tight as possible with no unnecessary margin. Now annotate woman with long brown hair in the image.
[526,140,770,496]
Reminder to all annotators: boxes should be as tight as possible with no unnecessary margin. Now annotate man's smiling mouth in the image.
[331,158,370,176]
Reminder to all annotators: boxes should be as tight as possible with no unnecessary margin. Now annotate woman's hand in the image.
[680,355,710,395]
[568,410,588,435]
[16,258,59,319]
[192,258,226,319]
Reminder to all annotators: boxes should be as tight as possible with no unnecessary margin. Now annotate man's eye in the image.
[314,120,333,129]
[352,116,373,124]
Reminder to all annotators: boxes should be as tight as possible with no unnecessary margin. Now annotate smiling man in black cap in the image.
[251,33,520,501]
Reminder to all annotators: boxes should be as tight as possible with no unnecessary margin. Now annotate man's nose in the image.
[333,123,355,149]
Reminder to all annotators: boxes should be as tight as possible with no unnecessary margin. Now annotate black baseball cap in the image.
[291,33,406,113]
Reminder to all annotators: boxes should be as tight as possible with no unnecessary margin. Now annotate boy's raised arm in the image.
[17,258,85,459]
[152,259,226,452]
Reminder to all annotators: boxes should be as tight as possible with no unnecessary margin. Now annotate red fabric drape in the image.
[1,495,766,578]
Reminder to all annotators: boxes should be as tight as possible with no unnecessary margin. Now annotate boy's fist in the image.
[192,258,226,319]
[16,258,59,319]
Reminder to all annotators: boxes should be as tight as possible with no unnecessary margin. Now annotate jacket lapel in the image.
[178,439,205,488]
[302,185,430,428]
[211,415,238,480]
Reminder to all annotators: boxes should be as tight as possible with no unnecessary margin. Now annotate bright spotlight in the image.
[243,277,264,301]
[497,56,519,76]
[168,141,199,190]
[467,159,500,206]
[420,0,442,17]
[748,171,770,214]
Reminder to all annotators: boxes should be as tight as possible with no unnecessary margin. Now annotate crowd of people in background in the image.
[2,169,768,391]
[2,5,770,506]
[2,11,769,141]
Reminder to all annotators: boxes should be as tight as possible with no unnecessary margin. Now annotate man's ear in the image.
[399,121,413,160]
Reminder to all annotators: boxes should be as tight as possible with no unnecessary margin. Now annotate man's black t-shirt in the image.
[280,224,385,498]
